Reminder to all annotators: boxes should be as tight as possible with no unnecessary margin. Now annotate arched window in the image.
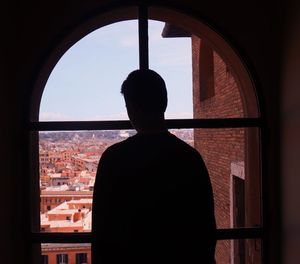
[29,4,263,264]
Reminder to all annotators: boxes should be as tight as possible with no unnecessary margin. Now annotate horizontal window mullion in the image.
[29,120,133,131]
[31,232,91,243]
[167,118,262,129]
[216,227,263,240]
[31,227,263,243]
[29,118,262,131]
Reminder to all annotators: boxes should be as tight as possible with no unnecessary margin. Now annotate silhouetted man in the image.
[92,69,216,263]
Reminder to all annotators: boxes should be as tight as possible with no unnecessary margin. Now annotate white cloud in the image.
[85,111,129,121]
[40,111,129,121]
[39,111,192,121]
[39,112,74,121]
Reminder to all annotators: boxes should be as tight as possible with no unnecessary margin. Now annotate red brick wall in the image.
[192,36,245,264]
[192,37,244,119]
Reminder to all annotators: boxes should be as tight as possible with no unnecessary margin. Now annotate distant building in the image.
[40,189,93,214]
[61,149,79,162]
[191,36,260,263]
[163,25,261,263]
[50,174,70,186]
[41,243,91,264]
[40,150,62,166]
[41,198,92,232]
[72,154,99,172]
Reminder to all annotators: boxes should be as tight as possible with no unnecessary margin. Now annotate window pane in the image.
[39,20,138,121]
[216,239,262,264]
[149,20,259,119]
[39,127,261,231]
[194,128,261,228]
[40,18,259,123]
[38,129,192,233]
[39,130,136,232]
[39,240,262,264]
[41,244,91,264]
[192,38,247,118]
[149,20,193,119]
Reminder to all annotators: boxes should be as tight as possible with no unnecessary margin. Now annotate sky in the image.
[39,20,192,121]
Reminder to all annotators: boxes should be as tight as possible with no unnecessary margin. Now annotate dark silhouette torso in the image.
[92,131,216,263]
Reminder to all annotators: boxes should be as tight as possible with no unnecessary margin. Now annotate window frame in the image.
[42,255,49,264]
[28,3,265,263]
[56,253,68,264]
[76,252,88,264]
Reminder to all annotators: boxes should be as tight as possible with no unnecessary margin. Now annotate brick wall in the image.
[192,36,245,264]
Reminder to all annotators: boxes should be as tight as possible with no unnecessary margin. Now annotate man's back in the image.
[92,131,216,263]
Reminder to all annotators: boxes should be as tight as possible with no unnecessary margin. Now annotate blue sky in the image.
[39,20,192,121]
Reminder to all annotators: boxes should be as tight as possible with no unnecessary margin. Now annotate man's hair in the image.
[121,69,168,115]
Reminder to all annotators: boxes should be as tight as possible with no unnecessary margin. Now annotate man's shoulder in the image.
[101,135,137,157]
[167,133,199,154]
[102,132,201,160]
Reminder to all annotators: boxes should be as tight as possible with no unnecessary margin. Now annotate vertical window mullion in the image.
[138,3,149,70]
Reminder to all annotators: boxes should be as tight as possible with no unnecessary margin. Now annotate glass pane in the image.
[38,129,194,233]
[39,20,138,121]
[149,20,193,119]
[39,130,136,232]
[40,240,262,264]
[39,240,262,264]
[39,127,261,231]
[194,128,261,228]
[41,243,91,264]
[149,19,259,119]
[40,18,259,122]
[216,239,262,264]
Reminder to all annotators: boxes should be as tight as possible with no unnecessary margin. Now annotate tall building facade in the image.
[192,36,260,263]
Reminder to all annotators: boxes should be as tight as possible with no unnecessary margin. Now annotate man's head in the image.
[121,69,168,132]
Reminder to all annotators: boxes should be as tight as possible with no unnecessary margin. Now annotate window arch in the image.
[29,3,264,264]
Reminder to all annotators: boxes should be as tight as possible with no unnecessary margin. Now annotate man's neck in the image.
[137,127,168,135]
[135,119,167,134]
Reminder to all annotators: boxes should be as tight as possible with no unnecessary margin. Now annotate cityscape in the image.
[39,130,193,263]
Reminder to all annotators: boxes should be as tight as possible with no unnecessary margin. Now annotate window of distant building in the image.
[56,254,68,264]
[42,255,48,264]
[76,253,88,264]
[29,4,263,264]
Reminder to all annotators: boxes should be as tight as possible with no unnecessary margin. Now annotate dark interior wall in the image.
[282,1,300,263]
[0,0,287,263]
